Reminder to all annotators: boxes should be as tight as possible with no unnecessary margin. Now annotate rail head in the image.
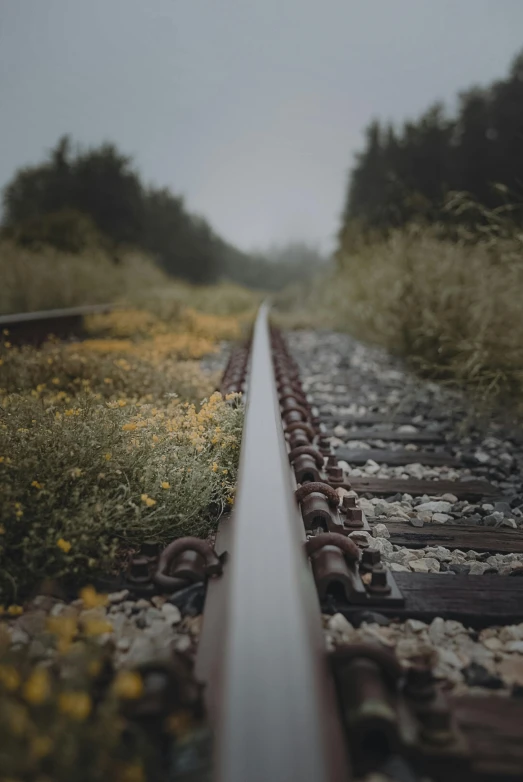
[0,302,116,326]
[215,303,349,782]
[0,303,118,345]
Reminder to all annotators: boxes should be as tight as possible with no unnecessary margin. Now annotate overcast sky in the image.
[1,1,523,252]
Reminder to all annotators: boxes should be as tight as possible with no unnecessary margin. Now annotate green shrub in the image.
[0,391,242,601]
[277,219,523,412]
[1,209,103,254]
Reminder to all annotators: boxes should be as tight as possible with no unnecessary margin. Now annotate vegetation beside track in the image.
[0,626,175,782]
[273,50,523,415]
[0,305,246,603]
[275,213,523,414]
[0,237,262,318]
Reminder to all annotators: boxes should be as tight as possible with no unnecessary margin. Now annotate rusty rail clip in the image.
[305,532,404,608]
[153,537,225,593]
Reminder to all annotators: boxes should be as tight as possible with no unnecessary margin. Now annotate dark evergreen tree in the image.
[342,48,523,235]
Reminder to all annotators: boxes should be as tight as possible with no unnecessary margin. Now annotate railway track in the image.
[2,303,523,780]
[0,303,116,344]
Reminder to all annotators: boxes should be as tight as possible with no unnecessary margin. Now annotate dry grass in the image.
[275,223,523,412]
[0,242,256,778]
[0,389,242,602]
[0,241,168,315]
[0,239,261,325]
[0,300,248,602]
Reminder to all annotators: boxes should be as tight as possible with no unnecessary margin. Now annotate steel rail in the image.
[212,303,349,782]
[0,303,116,344]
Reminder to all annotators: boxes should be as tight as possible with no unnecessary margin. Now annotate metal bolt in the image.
[404,665,435,702]
[342,495,356,510]
[419,704,453,746]
[140,540,160,559]
[128,556,150,583]
[346,508,363,525]
[361,548,381,568]
[318,436,332,455]
[367,565,391,594]
[327,466,344,485]
[327,454,337,468]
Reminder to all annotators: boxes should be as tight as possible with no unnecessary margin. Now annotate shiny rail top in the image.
[216,303,347,782]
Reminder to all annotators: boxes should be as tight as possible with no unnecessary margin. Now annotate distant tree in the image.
[3,136,145,248]
[341,47,523,235]
[225,241,327,290]
[2,137,245,284]
[2,136,328,288]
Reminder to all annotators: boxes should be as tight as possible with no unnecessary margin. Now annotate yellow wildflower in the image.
[31,480,44,489]
[212,462,218,472]
[2,328,8,335]
[141,494,156,507]
[104,452,112,461]
[4,341,11,348]
[31,734,53,759]
[0,456,4,463]
[46,616,77,652]
[23,668,51,705]
[117,399,127,407]
[0,664,21,691]
[161,481,170,489]
[112,670,144,699]
[82,617,113,636]
[58,691,91,720]
[118,763,146,782]
[7,605,23,616]
[152,434,159,443]
[122,422,137,431]
[79,585,107,609]
[88,659,102,677]
[57,538,71,553]
[9,702,29,735]
[51,377,60,385]
[70,467,82,478]
[0,525,5,535]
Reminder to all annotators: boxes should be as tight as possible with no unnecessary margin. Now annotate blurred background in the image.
[2,0,523,402]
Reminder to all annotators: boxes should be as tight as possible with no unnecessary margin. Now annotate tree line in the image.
[342,48,523,236]
[1,136,321,287]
